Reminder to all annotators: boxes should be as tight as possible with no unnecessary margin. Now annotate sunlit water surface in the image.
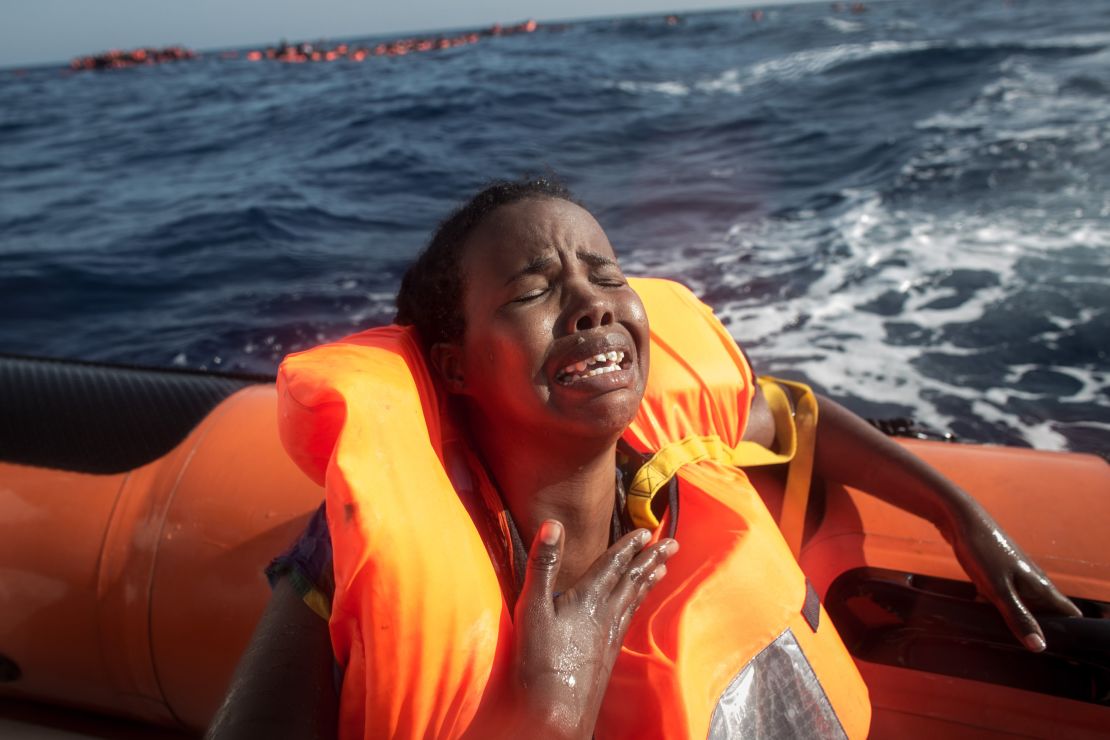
[2,0,1107,455]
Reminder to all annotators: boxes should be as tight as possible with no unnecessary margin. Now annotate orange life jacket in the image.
[277,277,870,739]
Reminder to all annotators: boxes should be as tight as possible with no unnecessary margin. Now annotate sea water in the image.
[1,0,1107,456]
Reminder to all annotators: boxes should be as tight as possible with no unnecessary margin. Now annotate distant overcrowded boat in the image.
[69,46,195,71]
[66,19,544,72]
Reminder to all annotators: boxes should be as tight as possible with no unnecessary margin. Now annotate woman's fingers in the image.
[954,518,1083,652]
[511,525,672,737]
[991,579,1048,652]
[573,528,653,602]
[615,562,668,638]
[999,574,1084,652]
[609,539,678,611]
[519,520,564,619]
[1015,570,1084,618]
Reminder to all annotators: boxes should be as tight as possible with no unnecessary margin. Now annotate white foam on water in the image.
[612,79,690,96]
[902,53,1109,239]
[695,68,745,95]
[1024,31,1110,50]
[607,37,950,102]
[630,189,1109,451]
[823,17,865,34]
[1002,363,1106,406]
[748,40,934,82]
[608,37,943,102]
[917,55,1109,148]
[886,20,919,32]
[608,67,745,98]
[974,399,1070,450]
[348,290,398,325]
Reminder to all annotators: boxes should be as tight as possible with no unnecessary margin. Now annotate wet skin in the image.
[429,196,1078,735]
[432,197,658,593]
[431,198,675,739]
[509,521,678,739]
[207,196,674,740]
[208,195,1081,740]
[433,196,650,448]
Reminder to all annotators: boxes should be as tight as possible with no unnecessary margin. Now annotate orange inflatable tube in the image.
[0,327,1108,737]
[0,365,322,731]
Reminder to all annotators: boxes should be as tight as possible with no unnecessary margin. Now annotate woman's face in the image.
[435,197,649,443]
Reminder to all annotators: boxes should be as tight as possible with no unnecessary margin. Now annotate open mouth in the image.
[554,350,630,385]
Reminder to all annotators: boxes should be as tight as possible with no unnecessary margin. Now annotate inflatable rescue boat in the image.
[0,353,1107,738]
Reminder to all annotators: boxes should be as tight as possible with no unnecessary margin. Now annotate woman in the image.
[209,178,1079,739]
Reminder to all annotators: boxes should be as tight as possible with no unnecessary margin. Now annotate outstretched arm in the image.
[745,384,1081,651]
[207,576,339,740]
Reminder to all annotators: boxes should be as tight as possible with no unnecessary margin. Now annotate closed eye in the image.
[593,272,626,288]
[513,287,549,302]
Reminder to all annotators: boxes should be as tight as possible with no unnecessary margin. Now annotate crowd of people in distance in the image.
[69,46,195,71]
[62,9,870,75]
[244,35,478,64]
[244,20,539,64]
[63,20,542,72]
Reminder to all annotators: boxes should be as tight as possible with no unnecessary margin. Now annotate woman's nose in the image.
[565,282,614,333]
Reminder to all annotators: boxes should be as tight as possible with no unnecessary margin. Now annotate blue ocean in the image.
[1,0,1107,456]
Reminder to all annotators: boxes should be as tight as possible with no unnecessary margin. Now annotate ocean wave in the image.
[1022,32,1110,51]
[896,49,1109,206]
[748,40,935,82]
[2,0,1106,454]
[823,17,865,34]
[696,68,745,94]
[612,79,691,96]
[628,187,1109,453]
[131,202,396,262]
[609,67,749,98]
[750,33,1110,89]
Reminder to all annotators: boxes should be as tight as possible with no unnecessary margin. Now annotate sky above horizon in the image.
[1,0,785,68]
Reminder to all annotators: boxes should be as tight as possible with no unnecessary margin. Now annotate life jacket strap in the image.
[625,377,818,559]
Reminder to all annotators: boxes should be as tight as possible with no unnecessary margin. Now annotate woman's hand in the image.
[805,391,1081,653]
[946,500,1082,652]
[510,520,678,740]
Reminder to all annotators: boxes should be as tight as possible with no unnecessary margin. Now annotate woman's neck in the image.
[469,422,621,593]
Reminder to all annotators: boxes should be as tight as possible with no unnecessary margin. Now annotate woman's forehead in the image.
[464,198,616,268]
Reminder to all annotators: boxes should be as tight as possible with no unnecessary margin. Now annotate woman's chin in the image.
[552,387,643,441]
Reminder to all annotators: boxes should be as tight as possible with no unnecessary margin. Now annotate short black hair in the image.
[395,176,575,346]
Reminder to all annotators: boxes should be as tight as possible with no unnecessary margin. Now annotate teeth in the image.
[583,365,620,378]
[558,350,627,382]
